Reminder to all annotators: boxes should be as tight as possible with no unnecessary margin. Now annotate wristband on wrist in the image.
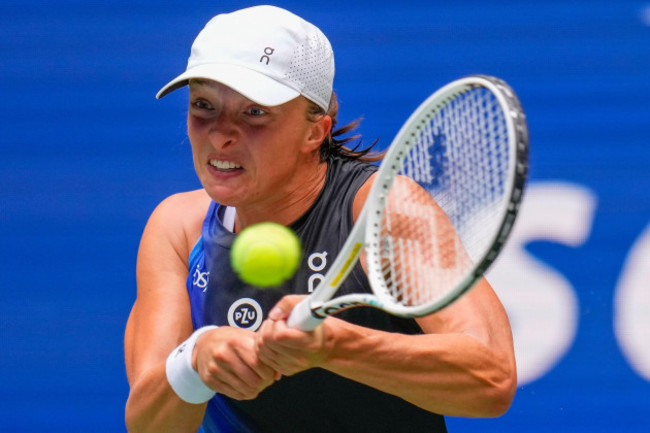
[165,325,219,404]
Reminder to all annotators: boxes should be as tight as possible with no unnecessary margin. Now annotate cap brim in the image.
[156,63,300,106]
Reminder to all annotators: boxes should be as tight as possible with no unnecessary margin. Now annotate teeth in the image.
[209,160,242,170]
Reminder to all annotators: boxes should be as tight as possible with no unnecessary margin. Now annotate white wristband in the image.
[166,325,219,404]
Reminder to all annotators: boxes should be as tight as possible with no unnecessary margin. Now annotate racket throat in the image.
[310,295,383,319]
[309,302,361,319]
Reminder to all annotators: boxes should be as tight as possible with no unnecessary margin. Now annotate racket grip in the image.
[286,297,323,331]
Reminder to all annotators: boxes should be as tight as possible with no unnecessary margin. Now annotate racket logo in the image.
[227,298,263,331]
[311,300,366,319]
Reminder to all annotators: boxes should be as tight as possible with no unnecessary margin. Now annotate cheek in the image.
[187,117,202,143]
[187,131,206,174]
[187,118,209,155]
[272,122,312,154]
[291,120,321,154]
[190,143,202,169]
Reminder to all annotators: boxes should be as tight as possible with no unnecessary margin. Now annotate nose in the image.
[208,112,239,150]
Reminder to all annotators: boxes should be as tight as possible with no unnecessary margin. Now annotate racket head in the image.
[364,75,528,318]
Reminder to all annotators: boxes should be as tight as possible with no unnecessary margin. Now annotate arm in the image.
[124,191,278,433]
[255,173,516,417]
[256,283,515,417]
[124,192,208,433]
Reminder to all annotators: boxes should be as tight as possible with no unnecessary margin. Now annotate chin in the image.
[202,184,240,206]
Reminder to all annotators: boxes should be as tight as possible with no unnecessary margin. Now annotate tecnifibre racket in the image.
[287,75,528,331]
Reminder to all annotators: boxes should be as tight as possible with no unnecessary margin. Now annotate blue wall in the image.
[1,1,649,431]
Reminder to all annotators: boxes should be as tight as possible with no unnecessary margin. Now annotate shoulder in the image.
[150,189,211,227]
[153,189,211,216]
[325,156,378,222]
[143,189,212,263]
[352,172,377,222]
[330,156,378,175]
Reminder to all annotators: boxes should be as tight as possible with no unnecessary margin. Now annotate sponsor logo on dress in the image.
[227,298,263,331]
[192,265,210,293]
[307,250,328,293]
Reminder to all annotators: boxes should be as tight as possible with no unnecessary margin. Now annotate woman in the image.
[124,5,516,433]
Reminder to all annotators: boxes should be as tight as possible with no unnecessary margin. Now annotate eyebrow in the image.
[188,79,209,89]
[187,79,271,110]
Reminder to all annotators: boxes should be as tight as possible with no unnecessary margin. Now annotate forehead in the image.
[189,79,247,100]
[189,79,310,113]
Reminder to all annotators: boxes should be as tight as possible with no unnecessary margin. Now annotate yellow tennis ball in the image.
[231,222,302,287]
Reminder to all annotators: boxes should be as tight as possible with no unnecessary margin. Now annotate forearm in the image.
[321,320,516,417]
[125,363,206,433]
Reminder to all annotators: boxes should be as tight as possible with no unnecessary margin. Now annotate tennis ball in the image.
[231,222,302,287]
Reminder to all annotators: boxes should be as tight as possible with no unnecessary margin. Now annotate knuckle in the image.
[210,346,229,363]
[205,362,220,376]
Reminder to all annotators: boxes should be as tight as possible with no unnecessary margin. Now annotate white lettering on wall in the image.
[614,222,650,381]
[486,182,597,384]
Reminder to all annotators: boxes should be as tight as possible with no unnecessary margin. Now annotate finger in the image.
[256,343,284,372]
[203,355,274,399]
[251,324,287,378]
[258,348,303,377]
[255,324,285,369]
[259,317,310,348]
[209,373,263,401]
[198,334,276,395]
[257,334,313,376]
[232,338,279,384]
[268,294,306,321]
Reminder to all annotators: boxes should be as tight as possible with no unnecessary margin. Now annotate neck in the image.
[233,160,328,232]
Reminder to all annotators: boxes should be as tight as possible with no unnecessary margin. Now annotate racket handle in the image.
[287,297,323,331]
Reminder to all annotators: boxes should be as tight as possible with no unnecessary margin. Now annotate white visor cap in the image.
[156,5,334,112]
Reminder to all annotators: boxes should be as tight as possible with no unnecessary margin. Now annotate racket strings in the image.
[379,87,511,307]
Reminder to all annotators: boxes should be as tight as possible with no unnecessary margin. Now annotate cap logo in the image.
[259,47,275,65]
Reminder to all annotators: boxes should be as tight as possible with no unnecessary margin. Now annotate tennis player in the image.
[124,5,516,433]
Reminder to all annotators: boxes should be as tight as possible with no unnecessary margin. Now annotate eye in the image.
[246,106,267,117]
[191,99,213,111]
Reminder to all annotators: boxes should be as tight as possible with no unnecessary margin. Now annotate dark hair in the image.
[307,92,383,163]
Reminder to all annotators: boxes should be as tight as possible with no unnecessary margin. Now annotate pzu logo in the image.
[227,298,263,331]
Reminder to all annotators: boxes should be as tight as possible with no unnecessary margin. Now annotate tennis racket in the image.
[287,75,529,331]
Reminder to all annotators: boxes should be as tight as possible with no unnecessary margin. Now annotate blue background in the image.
[1,0,649,431]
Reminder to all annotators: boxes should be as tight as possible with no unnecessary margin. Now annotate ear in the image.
[301,115,332,153]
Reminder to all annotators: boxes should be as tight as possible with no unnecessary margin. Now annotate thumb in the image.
[268,295,306,321]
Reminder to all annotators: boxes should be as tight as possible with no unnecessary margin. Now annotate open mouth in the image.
[209,159,242,171]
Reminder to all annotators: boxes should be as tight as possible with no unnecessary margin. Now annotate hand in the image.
[192,327,279,400]
[256,295,334,377]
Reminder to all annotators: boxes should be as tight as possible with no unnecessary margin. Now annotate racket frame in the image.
[365,75,529,317]
[287,75,528,330]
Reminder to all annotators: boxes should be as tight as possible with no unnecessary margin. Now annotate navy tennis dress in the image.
[185,156,447,433]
